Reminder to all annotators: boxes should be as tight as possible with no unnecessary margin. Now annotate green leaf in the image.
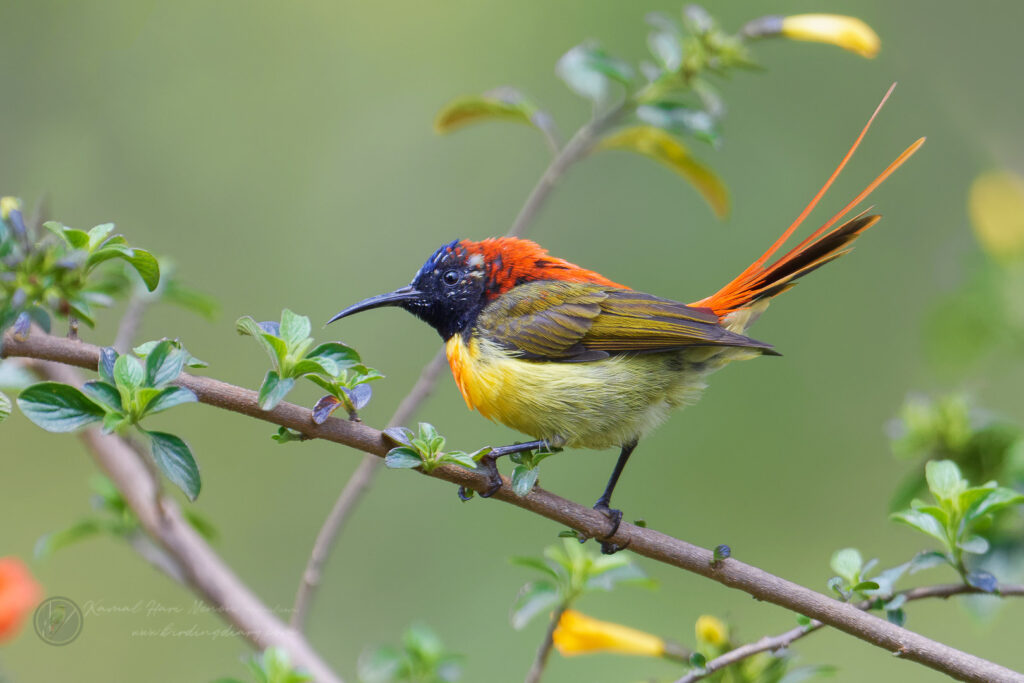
[830,548,863,584]
[441,451,477,469]
[0,390,10,422]
[909,550,949,574]
[17,382,105,432]
[258,371,295,411]
[114,354,145,391]
[142,386,197,416]
[98,347,118,384]
[509,556,559,579]
[292,357,338,378]
[958,535,990,555]
[434,93,537,134]
[891,509,949,546]
[383,426,415,447]
[279,309,311,349]
[272,427,306,444]
[307,342,360,369]
[148,431,201,501]
[925,459,965,502]
[81,381,124,414]
[86,223,115,251]
[385,447,423,469]
[86,245,160,290]
[236,316,283,369]
[690,652,707,668]
[556,42,633,102]
[34,519,106,559]
[511,465,539,497]
[586,563,654,591]
[636,103,720,146]
[102,412,125,434]
[597,126,729,218]
[510,580,559,630]
[852,581,880,592]
[144,340,187,387]
[968,487,1024,520]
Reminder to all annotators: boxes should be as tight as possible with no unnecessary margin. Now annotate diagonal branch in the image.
[674,583,1024,683]
[5,331,1023,682]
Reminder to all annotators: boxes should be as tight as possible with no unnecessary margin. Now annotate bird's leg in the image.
[592,440,638,554]
[457,439,549,501]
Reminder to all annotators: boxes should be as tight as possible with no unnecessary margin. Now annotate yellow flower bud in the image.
[552,609,665,657]
[781,14,880,58]
[695,615,728,647]
[0,197,21,222]
[969,170,1024,263]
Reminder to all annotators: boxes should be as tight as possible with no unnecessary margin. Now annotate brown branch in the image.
[21,355,343,683]
[291,103,627,631]
[5,332,1023,682]
[675,584,1024,683]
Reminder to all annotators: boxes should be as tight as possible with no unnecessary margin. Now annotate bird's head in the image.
[328,237,622,340]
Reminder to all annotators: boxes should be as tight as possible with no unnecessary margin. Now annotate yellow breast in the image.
[444,333,720,449]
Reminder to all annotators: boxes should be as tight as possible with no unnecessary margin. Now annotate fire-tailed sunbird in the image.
[331,87,924,549]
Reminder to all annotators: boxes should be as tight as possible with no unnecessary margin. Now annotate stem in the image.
[524,604,567,683]
[6,331,1023,683]
[290,104,628,631]
[674,583,1024,683]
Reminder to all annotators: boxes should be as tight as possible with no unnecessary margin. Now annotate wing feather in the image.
[475,281,774,362]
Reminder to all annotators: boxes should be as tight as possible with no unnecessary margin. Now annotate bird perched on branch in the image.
[331,87,924,552]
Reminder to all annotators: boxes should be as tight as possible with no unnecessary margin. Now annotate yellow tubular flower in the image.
[969,170,1024,262]
[552,610,665,657]
[694,615,729,647]
[0,197,21,221]
[781,14,880,58]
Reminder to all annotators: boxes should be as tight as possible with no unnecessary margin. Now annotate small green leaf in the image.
[98,347,118,384]
[17,383,105,432]
[509,556,559,579]
[145,340,187,387]
[86,223,115,251]
[886,608,907,627]
[556,42,633,103]
[148,430,201,501]
[35,519,106,559]
[82,381,124,414]
[434,94,537,134]
[689,652,707,668]
[511,465,539,497]
[925,460,964,502]
[292,357,338,378]
[968,487,1024,520]
[114,354,145,391]
[852,581,880,592]
[441,451,477,469]
[909,550,949,573]
[598,126,729,218]
[102,411,125,434]
[0,390,11,422]
[272,426,306,444]
[958,535,990,555]
[891,509,949,546]
[142,386,197,416]
[258,371,295,411]
[383,426,415,447]
[236,316,283,369]
[830,548,863,584]
[279,309,311,349]
[510,580,559,630]
[385,447,423,469]
[307,342,360,369]
[796,614,812,627]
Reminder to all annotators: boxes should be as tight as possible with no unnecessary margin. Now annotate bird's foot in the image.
[457,454,503,501]
[593,501,626,555]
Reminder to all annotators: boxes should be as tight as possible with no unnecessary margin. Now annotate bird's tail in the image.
[692,84,925,320]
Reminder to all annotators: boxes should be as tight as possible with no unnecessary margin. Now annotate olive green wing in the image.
[474,280,774,362]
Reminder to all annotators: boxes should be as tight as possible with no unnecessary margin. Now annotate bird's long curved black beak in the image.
[327,285,423,324]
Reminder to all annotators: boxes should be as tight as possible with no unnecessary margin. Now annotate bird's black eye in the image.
[442,270,460,286]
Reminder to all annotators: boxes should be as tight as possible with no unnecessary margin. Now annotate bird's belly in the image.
[445,335,740,449]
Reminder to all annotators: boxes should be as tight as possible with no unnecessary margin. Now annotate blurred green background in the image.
[2,0,1023,681]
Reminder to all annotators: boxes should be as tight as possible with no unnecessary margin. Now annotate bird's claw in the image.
[457,454,503,501]
[593,502,625,554]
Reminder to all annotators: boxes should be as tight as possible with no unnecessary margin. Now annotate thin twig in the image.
[21,354,343,683]
[6,332,1023,683]
[113,293,152,353]
[674,583,1024,683]
[290,104,628,631]
[525,604,567,683]
[289,349,447,630]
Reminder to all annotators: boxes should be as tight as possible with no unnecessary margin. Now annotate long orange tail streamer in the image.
[693,84,925,317]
